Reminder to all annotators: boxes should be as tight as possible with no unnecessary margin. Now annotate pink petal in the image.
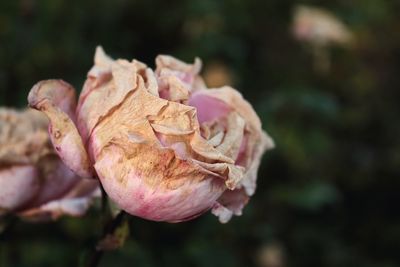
[29,156,80,206]
[19,179,100,221]
[0,165,40,213]
[188,92,232,123]
[28,80,94,178]
[94,142,226,222]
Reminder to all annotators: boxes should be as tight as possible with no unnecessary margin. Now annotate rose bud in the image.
[28,47,274,223]
[0,108,99,220]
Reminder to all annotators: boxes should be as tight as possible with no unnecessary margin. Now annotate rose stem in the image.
[85,184,127,267]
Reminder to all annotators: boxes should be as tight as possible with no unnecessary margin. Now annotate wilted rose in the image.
[28,47,274,223]
[0,108,99,220]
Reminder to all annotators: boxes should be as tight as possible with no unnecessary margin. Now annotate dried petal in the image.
[28,80,94,178]
[212,189,249,223]
[28,47,273,223]
[0,108,49,164]
[0,107,99,220]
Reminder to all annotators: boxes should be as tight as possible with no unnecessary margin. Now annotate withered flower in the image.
[0,108,99,220]
[28,47,274,223]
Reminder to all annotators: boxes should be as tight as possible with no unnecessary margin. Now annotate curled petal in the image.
[156,55,203,100]
[156,55,202,79]
[191,86,274,195]
[28,80,94,178]
[241,132,274,196]
[212,188,249,223]
[191,159,245,190]
[144,68,159,97]
[215,112,245,159]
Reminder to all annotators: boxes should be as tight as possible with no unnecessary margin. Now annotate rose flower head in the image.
[28,47,274,223]
[0,108,99,220]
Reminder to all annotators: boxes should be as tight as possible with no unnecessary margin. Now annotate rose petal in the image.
[28,156,80,206]
[0,165,40,213]
[76,57,142,143]
[19,197,94,221]
[28,80,94,178]
[215,112,245,159]
[94,142,225,222]
[156,55,202,80]
[241,132,274,196]
[0,108,50,165]
[19,179,99,221]
[188,92,232,123]
[212,188,249,223]
[191,86,263,132]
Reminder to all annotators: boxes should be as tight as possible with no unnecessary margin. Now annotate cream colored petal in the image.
[241,132,274,196]
[76,58,140,143]
[212,188,249,223]
[190,133,234,163]
[156,55,202,75]
[155,55,202,99]
[165,76,190,102]
[28,80,94,178]
[144,68,159,97]
[90,77,236,166]
[85,46,114,81]
[215,112,245,159]
[150,124,194,135]
[0,108,50,165]
[211,203,233,223]
[200,119,225,144]
[147,100,199,134]
[191,159,245,190]
[88,79,168,158]
[78,46,114,116]
[208,131,224,147]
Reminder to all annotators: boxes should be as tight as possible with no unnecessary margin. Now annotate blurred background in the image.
[1,0,400,266]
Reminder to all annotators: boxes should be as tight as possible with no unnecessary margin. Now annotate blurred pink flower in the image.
[0,108,99,221]
[28,47,274,223]
[292,5,353,47]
